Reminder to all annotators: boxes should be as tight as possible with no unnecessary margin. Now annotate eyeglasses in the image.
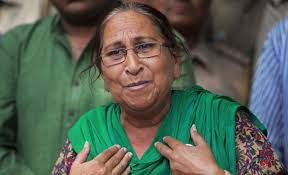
[100,42,170,67]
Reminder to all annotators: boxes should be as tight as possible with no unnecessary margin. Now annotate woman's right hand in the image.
[70,141,133,175]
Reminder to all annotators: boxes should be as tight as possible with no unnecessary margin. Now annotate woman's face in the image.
[100,10,180,112]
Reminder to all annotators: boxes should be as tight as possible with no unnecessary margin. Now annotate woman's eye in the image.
[137,43,156,50]
[106,49,125,57]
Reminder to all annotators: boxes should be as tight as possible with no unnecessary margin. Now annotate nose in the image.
[124,49,143,75]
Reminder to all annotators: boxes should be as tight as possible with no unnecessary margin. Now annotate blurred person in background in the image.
[253,0,288,64]
[249,0,288,168]
[250,16,288,169]
[0,0,195,174]
[0,0,54,34]
[0,0,5,37]
[0,0,18,36]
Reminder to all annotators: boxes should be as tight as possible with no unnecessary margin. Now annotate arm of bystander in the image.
[0,26,35,175]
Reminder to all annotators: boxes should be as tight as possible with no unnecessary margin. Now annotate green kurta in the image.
[0,15,195,175]
[68,86,265,175]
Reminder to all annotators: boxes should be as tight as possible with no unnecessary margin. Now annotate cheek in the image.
[102,74,124,103]
[101,67,123,91]
[152,59,176,87]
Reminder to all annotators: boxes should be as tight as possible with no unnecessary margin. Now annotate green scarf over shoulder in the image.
[68,86,265,175]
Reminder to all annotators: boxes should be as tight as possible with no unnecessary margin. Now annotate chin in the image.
[60,11,98,25]
[122,91,158,111]
[126,101,155,112]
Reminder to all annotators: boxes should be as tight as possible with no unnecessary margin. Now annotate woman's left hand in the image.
[155,125,225,175]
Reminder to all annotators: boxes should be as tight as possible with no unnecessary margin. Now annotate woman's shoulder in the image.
[68,103,119,138]
[173,85,207,100]
[175,85,240,110]
[235,110,286,174]
[67,103,119,155]
[76,103,118,123]
[176,85,234,100]
[79,105,107,120]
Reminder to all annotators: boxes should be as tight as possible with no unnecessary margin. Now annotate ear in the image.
[172,48,181,79]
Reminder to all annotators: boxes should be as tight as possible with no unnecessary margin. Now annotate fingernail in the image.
[192,124,197,132]
[84,141,89,149]
[127,166,131,173]
[127,152,133,158]
[115,144,121,149]
[163,136,167,141]
[154,142,159,147]
[122,147,127,152]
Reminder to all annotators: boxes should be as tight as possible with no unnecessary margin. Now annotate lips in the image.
[125,80,151,88]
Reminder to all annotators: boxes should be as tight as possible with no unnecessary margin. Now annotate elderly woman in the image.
[52,2,285,175]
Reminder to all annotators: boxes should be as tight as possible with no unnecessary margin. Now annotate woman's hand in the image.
[70,141,132,175]
[155,125,225,175]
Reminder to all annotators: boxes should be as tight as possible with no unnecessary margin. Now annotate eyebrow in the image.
[134,36,158,43]
[103,36,160,51]
[103,41,123,52]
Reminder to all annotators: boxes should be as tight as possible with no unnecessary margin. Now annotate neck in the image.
[61,19,97,59]
[119,94,172,159]
[120,96,171,129]
[62,19,96,38]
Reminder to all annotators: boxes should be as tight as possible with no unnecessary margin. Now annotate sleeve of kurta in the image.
[52,139,77,175]
[235,110,286,174]
[0,26,35,175]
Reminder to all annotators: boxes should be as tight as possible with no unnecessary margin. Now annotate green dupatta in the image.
[68,86,265,175]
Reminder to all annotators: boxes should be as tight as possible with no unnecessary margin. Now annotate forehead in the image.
[102,10,163,45]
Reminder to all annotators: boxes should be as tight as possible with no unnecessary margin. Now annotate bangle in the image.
[224,170,231,175]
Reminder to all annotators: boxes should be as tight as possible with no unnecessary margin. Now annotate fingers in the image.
[121,166,131,175]
[190,124,206,146]
[154,142,173,159]
[105,147,128,169]
[93,145,132,175]
[163,136,183,149]
[74,141,90,164]
[185,144,194,147]
[112,151,133,174]
[94,144,121,163]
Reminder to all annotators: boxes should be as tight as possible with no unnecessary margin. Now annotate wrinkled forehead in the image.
[101,10,164,46]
